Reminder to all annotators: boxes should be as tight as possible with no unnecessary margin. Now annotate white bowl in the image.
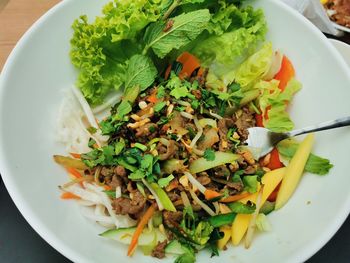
[1,0,350,262]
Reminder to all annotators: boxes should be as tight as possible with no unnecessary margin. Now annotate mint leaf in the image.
[125,54,157,91]
[158,174,175,188]
[144,9,210,58]
[116,100,132,119]
[203,149,215,161]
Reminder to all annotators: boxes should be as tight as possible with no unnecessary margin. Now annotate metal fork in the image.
[245,116,350,159]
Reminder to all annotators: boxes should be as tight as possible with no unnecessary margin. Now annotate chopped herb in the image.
[148,125,156,133]
[87,126,97,134]
[114,138,125,155]
[175,105,186,111]
[157,86,166,99]
[154,101,167,112]
[116,100,132,119]
[243,175,259,193]
[103,190,116,198]
[88,138,96,148]
[134,142,148,151]
[158,174,175,188]
[191,99,200,109]
[128,169,145,180]
[157,113,173,125]
[203,149,215,161]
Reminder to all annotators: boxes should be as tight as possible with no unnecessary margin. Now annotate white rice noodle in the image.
[142,179,164,211]
[56,90,91,153]
[189,189,216,216]
[184,172,206,194]
[263,50,283,81]
[71,86,99,129]
[83,182,137,228]
[70,86,108,146]
[76,200,96,207]
[190,116,203,148]
[80,206,115,226]
[92,92,122,114]
[56,87,107,153]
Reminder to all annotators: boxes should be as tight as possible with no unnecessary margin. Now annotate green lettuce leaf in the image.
[144,9,210,58]
[277,139,333,175]
[192,5,267,67]
[70,0,164,105]
[222,42,273,88]
[256,78,302,132]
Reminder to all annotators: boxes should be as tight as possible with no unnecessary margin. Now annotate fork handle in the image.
[288,116,350,137]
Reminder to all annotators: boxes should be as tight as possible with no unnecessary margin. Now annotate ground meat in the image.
[135,123,158,139]
[151,240,168,259]
[325,0,350,28]
[217,118,235,151]
[163,211,183,228]
[197,174,211,186]
[168,192,181,202]
[158,140,178,160]
[100,167,114,177]
[114,165,127,177]
[112,190,146,215]
[232,107,256,142]
[213,165,231,178]
[244,165,256,175]
[107,175,123,190]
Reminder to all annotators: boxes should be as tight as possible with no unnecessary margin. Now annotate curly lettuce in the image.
[70,0,165,105]
[256,78,302,132]
[193,3,267,66]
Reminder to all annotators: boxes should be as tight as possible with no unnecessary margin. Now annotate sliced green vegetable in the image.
[259,201,275,215]
[189,152,239,174]
[150,183,177,212]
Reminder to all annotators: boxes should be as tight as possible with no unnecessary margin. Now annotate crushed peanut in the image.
[127,118,150,129]
[138,101,147,109]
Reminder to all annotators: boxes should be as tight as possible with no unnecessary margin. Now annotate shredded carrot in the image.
[204,189,221,200]
[127,205,156,256]
[70,153,81,159]
[104,185,112,191]
[146,94,158,104]
[66,167,83,179]
[266,148,284,170]
[220,192,250,203]
[255,113,264,127]
[274,55,295,91]
[60,192,81,200]
[177,52,201,79]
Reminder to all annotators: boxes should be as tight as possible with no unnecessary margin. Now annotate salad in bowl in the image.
[52,0,333,261]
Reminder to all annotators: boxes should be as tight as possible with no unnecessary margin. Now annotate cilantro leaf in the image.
[203,149,215,161]
[170,86,189,99]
